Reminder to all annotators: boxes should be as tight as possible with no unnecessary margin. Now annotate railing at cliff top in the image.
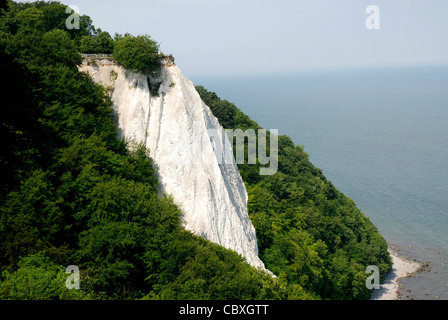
[81,53,113,58]
[80,53,175,65]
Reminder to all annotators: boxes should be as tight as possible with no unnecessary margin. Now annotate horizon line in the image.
[185,60,448,78]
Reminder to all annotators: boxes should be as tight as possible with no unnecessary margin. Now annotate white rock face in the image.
[79,58,267,270]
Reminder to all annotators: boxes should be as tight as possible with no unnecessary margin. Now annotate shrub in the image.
[0,251,89,300]
[113,34,160,74]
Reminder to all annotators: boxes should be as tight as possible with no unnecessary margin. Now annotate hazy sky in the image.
[17,0,448,76]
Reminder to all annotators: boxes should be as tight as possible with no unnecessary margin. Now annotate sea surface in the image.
[190,65,448,300]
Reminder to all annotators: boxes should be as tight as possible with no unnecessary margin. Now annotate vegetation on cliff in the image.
[0,1,391,300]
[113,34,160,74]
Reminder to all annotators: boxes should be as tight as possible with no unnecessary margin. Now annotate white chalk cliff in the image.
[79,57,267,270]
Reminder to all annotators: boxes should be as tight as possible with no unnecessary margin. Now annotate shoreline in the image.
[370,246,423,300]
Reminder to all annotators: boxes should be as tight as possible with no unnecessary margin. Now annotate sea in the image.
[190,64,448,300]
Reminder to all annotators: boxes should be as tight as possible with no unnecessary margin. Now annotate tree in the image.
[113,34,160,74]
[42,29,81,66]
[0,0,8,16]
[79,31,114,54]
[95,31,114,53]
[79,35,95,53]
[14,6,45,33]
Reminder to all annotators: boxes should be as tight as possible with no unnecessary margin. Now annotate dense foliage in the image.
[79,30,114,54]
[196,86,392,300]
[113,34,160,74]
[0,0,391,300]
[0,1,296,300]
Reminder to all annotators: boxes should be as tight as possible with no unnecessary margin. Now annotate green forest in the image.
[0,1,391,300]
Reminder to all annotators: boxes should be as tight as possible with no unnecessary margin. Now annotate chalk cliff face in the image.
[79,58,266,270]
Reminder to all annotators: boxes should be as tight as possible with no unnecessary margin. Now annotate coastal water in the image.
[190,65,448,299]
